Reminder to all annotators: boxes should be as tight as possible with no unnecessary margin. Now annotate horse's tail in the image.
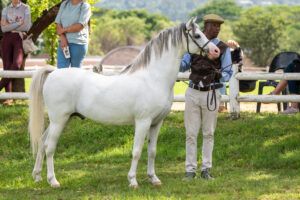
[29,67,54,156]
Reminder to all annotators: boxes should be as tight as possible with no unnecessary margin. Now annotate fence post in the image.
[229,64,240,119]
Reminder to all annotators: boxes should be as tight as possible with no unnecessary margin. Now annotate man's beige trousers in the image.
[184,87,221,172]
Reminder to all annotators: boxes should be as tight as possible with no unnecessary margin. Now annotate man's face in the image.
[204,22,221,39]
[12,0,20,5]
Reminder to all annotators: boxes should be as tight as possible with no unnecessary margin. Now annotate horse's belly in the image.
[79,107,135,125]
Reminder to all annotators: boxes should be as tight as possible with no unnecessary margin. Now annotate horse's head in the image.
[184,17,220,59]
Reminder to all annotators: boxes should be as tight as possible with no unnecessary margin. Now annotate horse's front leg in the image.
[128,119,151,189]
[147,120,163,186]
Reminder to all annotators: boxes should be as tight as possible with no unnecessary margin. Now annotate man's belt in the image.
[189,83,223,91]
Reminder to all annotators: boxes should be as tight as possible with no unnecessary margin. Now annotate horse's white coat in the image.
[29,18,219,188]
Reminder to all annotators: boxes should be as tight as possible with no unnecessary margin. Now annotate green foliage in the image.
[191,0,242,21]
[233,6,287,66]
[89,9,173,55]
[96,0,207,21]
[1,105,300,199]
[89,16,145,55]
[43,24,58,65]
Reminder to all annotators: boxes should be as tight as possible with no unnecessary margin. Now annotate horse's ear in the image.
[186,17,194,30]
[192,16,197,24]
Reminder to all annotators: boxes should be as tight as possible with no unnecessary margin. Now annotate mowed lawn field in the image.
[1,102,300,199]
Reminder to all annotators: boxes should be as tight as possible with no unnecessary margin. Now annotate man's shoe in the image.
[200,169,214,180]
[280,106,299,115]
[182,172,196,181]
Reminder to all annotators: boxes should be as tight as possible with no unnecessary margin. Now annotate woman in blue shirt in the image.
[55,0,92,68]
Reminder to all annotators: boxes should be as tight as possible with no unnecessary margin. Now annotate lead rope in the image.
[206,73,217,111]
[206,63,234,111]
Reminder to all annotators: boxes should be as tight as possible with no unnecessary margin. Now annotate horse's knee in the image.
[203,132,214,139]
[186,134,197,144]
[148,148,156,159]
[132,150,142,160]
[44,143,56,156]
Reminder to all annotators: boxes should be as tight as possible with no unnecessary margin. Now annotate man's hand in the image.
[227,40,239,49]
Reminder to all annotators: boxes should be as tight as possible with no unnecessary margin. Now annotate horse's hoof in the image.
[148,175,162,187]
[50,182,61,188]
[129,183,138,189]
[32,172,42,182]
[48,177,60,188]
[152,181,162,187]
[34,176,43,183]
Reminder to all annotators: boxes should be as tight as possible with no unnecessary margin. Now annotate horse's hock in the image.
[94,46,142,75]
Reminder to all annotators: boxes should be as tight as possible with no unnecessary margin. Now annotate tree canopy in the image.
[191,0,242,21]
[89,9,173,55]
[233,6,300,66]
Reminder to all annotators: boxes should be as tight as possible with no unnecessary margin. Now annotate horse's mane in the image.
[121,23,185,74]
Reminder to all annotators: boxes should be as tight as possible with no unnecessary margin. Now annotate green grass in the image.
[1,104,300,199]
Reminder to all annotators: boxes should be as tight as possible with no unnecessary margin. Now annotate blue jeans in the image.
[57,43,88,68]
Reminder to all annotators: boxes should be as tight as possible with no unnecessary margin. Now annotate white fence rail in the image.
[1,65,300,118]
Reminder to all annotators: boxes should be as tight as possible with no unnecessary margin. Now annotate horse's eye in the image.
[194,34,201,39]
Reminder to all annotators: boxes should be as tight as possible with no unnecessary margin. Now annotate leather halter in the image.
[182,23,210,55]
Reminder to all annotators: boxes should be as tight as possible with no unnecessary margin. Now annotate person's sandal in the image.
[280,107,299,115]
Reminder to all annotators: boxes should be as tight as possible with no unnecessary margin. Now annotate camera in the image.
[63,46,70,58]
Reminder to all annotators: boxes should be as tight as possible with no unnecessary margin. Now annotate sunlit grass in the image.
[1,105,300,199]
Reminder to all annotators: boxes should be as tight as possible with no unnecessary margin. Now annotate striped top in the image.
[1,2,31,33]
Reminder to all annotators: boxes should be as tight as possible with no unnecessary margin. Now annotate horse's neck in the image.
[147,42,184,90]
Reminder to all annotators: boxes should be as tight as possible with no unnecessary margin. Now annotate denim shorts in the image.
[57,43,88,68]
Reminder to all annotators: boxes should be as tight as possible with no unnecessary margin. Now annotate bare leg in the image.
[272,80,288,95]
[147,120,163,186]
[32,127,49,182]
[45,119,68,188]
[128,119,151,188]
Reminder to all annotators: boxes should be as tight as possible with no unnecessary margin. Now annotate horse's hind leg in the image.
[147,120,163,186]
[45,118,68,188]
[128,119,151,188]
[32,127,49,182]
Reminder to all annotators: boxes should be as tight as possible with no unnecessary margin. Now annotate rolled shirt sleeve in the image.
[1,4,32,32]
[78,3,91,26]
[15,6,31,32]
[55,1,65,25]
[180,53,191,72]
[220,47,233,82]
[1,8,19,32]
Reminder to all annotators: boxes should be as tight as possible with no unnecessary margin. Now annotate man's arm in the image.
[220,48,233,82]
[180,53,191,72]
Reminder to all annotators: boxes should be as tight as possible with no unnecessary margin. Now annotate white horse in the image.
[29,17,220,188]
